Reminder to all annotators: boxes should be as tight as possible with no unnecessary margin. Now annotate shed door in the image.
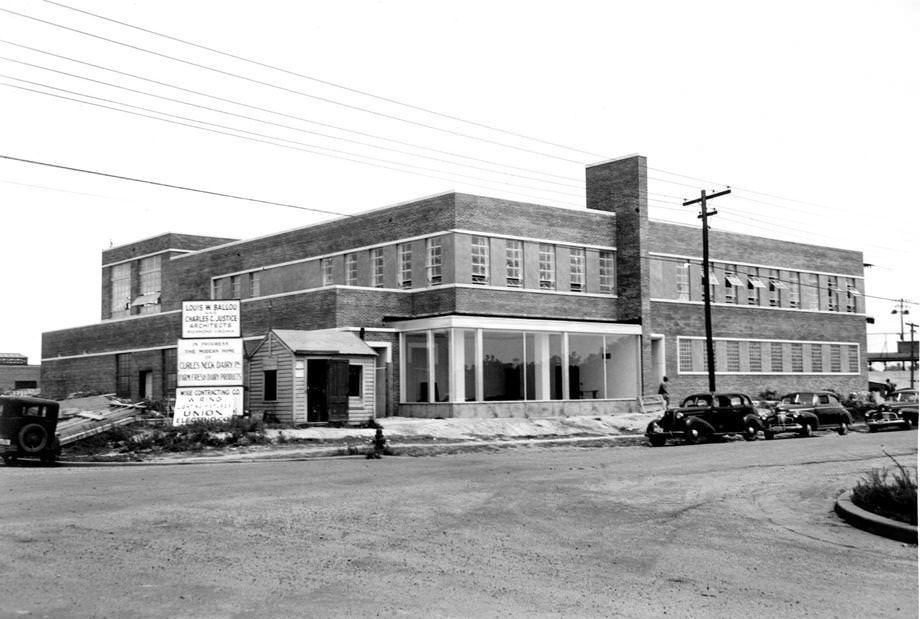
[326,359,350,423]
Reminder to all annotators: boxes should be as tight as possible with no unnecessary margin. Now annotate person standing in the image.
[658,376,670,407]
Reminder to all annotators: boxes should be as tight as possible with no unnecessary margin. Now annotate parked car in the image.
[762,391,853,440]
[0,395,61,465]
[866,388,918,432]
[646,392,763,446]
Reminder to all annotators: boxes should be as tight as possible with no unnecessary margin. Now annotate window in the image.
[770,343,784,372]
[348,365,363,397]
[505,239,522,287]
[726,341,740,372]
[426,237,442,285]
[848,344,860,373]
[766,269,780,307]
[724,265,741,304]
[788,271,800,308]
[116,353,131,397]
[249,271,261,297]
[826,276,839,312]
[110,263,131,319]
[471,236,489,284]
[811,344,823,372]
[345,253,358,286]
[398,243,412,288]
[371,248,384,288]
[675,261,690,301]
[679,339,693,373]
[791,343,804,373]
[138,255,161,313]
[538,244,555,290]
[264,370,277,401]
[802,273,819,310]
[749,342,762,372]
[569,248,585,292]
[845,277,858,313]
[746,267,764,305]
[322,257,334,286]
[599,251,615,294]
[830,345,842,372]
[230,275,241,299]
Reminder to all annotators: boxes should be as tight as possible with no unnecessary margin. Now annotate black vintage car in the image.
[0,395,61,465]
[763,391,853,439]
[646,392,763,446]
[866,388,918,432]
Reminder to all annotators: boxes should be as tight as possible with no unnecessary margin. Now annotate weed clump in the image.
[851,451,917,526]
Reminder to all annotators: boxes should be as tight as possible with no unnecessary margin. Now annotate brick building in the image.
[41,155,868,421]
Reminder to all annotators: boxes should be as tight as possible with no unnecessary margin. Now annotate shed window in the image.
[264,370,278,401]
[348,365,363,397]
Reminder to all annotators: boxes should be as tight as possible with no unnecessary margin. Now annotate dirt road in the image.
[1,430,916,617]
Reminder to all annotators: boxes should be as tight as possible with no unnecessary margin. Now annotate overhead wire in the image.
[0,79,586,206]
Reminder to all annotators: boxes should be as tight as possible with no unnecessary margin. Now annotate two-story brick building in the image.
[41,155,868,421]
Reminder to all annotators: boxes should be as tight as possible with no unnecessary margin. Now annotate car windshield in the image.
[892,390,918,403]
[780,393,812,405]
[682,395,711,408]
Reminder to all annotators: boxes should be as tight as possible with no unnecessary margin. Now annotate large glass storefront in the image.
[398,318,640,403]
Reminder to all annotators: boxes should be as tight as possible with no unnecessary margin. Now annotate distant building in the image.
[0,353,40,393]
[41,155,868,420]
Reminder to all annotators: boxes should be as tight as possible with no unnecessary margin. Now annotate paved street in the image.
[1,429,917,617]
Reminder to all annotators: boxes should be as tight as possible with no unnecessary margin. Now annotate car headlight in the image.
[675,412,684,420]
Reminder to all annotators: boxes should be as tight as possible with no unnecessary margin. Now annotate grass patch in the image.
[851,450,918,526]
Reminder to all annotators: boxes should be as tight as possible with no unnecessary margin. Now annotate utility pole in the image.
[908,321,917,390]
[892,298,909,341]
[683,188,731,393]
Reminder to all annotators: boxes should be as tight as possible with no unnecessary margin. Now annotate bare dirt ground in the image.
[1,429,916,617]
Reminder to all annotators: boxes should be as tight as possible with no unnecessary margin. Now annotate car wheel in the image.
[902,421,913,431]
[799,423,813,438]
[649,435,666,447]
[685,425,704,445]
[18,423,48,454]
[742,424,759,441]
[838,423,849,436]
[867,424,878,433]
[763,429,775,440]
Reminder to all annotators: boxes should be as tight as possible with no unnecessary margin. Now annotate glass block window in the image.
[788,271,800,308]
[790,343,803,373]
[505,239,522,287]
[749,342,762,372]
[139,255,161,296]
[398,243,412,289]
[538,244,555,290]
[830,345,842,373]
[810,344,823,372]
[371,248,384,287]
[847,345,860,373]
[770,343,784,372]
[426,237,442,285]
[249,271,261,297]
[110,263,131,319]
[599,250,615,294]
[471,236,489,284]
[826,276,839,312]
[569,248,585,292]
[322,257,334,286]
[766,269,780,307]
[675,261,690,301]
[726,341,740,372]
[345,253,358,286]
[803,273,819,310]
[845,277,858,313]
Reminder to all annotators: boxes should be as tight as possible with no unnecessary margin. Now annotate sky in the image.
[0,0,917,365]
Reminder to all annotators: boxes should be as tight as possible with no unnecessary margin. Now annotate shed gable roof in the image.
[268,329,377,356]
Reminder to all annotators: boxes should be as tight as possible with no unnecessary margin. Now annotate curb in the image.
[834,490,918,544]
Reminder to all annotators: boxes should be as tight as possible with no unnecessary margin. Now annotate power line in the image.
[0,53,584,192]
[0,7,590,165]
[41,0,610,161]
[0,79,585,205]
[0,38,586,185]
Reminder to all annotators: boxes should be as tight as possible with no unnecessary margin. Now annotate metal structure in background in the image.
[908,322,917,390]
[683,188,732,393]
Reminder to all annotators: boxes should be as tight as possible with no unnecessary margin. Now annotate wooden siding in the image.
[249,332,295,424]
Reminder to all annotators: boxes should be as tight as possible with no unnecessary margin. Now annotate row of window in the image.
[212,234,615,300]
[677,338,861,375]
[651,257,861,313]
[402,328,639,403]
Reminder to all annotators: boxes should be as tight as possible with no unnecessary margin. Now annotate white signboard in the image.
[177,338,244,386]
[182,300,241,338]
[173,386,244,426]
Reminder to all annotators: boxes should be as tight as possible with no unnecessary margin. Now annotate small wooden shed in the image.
[248,329,377,425]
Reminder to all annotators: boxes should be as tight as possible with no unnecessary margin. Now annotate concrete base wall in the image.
[397,399,640,419]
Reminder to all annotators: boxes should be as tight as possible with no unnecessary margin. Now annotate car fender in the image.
[742,413,764,429]
[798,411,819,428]
[685,416,715,435]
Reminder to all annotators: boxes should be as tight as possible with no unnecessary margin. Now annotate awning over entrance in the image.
[271,329,377,357]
